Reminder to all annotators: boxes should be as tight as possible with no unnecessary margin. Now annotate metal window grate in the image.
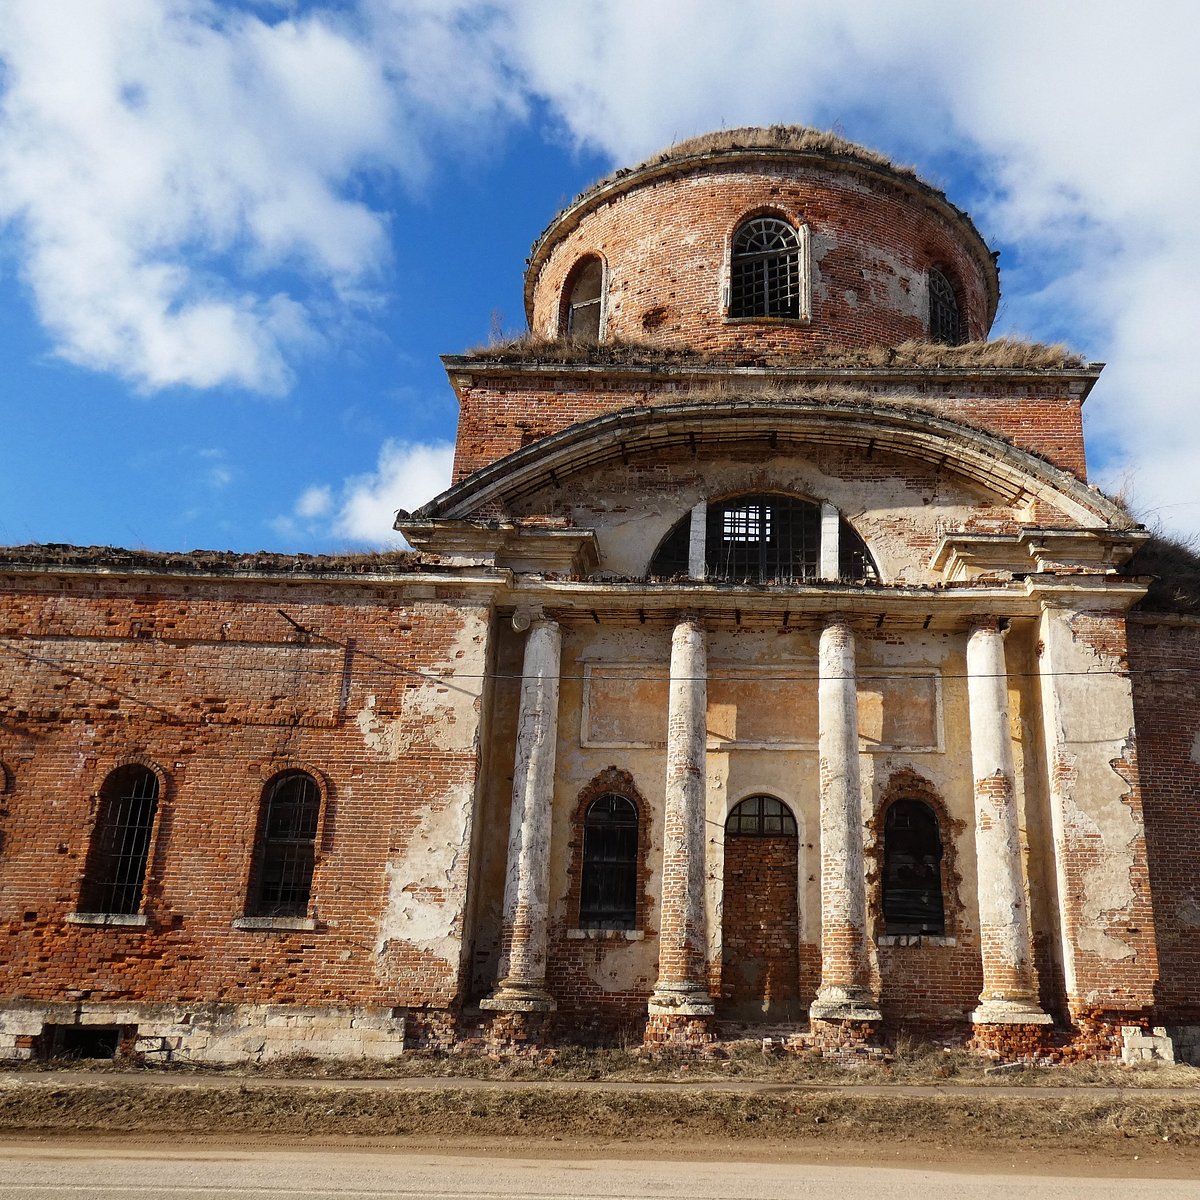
[579,793,638,930]
[80,766,159,916]
[725,795,797,838]
[730,217,800,319]
[707,494,820,583]
[882,799,945,935]
[250,771,320,918]
[928,268,962,345]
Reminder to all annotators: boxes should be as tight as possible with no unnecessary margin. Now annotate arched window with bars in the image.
[882,798,946,935]
[729,216,804,319]
[579,792,639,930]
[79,765,160,916]
[247,771,322,919]
[561,255,605,341]
[928,267,963,345]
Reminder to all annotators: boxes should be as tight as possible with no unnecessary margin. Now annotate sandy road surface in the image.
[0,1140,1196,1200]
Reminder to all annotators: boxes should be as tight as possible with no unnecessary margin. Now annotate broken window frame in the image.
[579,792,639,930]
[562,255,605,341]
[881,798,946,936]
[79,765,160,917]
[247,770,322,920]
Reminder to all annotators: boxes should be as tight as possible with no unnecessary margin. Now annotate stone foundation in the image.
[0,1001,406,1065]
[642,1012,715,1048]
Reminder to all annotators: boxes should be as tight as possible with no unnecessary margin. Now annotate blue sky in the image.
[2,1,1198,553]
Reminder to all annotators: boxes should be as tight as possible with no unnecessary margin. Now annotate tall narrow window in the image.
[563,256,604,341]
[928,268,962,345]
[249,771,321,918]
[80,766,159,916]
[882,799,945,935]
[579,793,638,929]
[730,217,801,318]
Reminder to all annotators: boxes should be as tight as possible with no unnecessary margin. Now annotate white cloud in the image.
[276,439,453,547]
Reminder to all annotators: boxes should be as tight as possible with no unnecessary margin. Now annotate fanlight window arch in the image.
[562,255,605,341]
[882,799,945,935]
[726,795,798,838]
[928,268,962,345]
[729,216,802,319]
[579,792,639,929]
[648,493,877,584]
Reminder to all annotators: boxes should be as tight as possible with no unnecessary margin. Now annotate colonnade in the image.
[484,611,1048,1033]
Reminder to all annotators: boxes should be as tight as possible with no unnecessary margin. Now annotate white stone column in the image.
[966,619,1050,1027]
[649,614,714,1017]
[482,617,561,1013]
[687,501,707,579]
[810,617,881,1022]
[819,502,841,580]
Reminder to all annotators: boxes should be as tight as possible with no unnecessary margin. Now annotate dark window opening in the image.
[882,799,945,935]
[579,793,638,929]
[41,1024,125,1060]
[249,771,321,918]
[648,494,879,583]
[564,256,604,341]
[79,766,159,916]
[928,268,962,345]
[726,795,798,838]
[730,217,801,319]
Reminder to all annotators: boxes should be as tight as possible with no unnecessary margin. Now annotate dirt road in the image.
[0,1139,1196,1199]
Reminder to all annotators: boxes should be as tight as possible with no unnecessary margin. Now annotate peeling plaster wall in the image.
[1037,607,1158,1013]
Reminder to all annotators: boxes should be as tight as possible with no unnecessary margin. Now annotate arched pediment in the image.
[415,398,1131,532]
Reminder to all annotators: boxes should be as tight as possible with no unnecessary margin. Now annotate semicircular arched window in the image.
[730,216,802,319]
[80,765,160,916]
[562,255,605,341]
[882,799,945,935]
[248,770,322,918]
[928,268,962,345]
[648,494,877,584]
[579,792,639,930]
[726,795,798,838]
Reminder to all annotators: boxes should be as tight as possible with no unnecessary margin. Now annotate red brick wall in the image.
[528,160,993,353]
[0,569,489,1013]
[719,835,802,1022]
[449,372,1088,484]
[1128,614,1200,1021]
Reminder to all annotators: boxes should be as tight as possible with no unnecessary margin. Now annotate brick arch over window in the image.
[560,253,606,341]
[79,761,166,916]
[648,492,877,583]
[565,767,651,932]
[246,769,325,919]
[728,213,805,320]
[867,769,964,939]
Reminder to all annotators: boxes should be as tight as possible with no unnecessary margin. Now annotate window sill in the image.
[567,928,644,941]
[877,934,956,948]
[723,315,811,326]
[232,916,317,932]
[65,912,149,928]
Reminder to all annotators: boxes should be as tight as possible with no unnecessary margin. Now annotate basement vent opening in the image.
[40,1024,129,1060]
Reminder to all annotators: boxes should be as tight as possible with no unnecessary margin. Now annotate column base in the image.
[643,1012,715,1048]
[809,986,882,1024]
[479,981,556,1014]
[971,999,1053,1026]
[806,1017,884,1055]
[483,1009,554,1056]
[647,983,715,1018]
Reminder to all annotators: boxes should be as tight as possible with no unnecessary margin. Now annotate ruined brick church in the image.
[1,127,1197,1064]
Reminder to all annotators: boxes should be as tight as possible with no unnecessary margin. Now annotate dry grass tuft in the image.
[1127,529,1200,614]
[465,335,1087,372]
